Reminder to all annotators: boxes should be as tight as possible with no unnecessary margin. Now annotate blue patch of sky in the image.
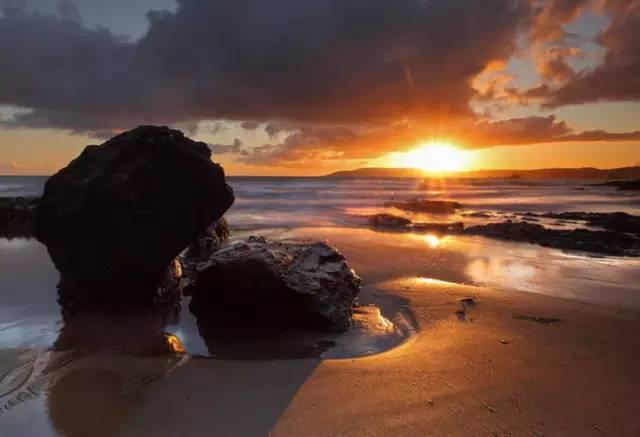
[15,0,177,39]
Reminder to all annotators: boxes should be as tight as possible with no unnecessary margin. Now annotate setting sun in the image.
[396,142,470,173]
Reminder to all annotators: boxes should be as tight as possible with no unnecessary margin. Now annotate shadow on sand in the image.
[0,301,323,437]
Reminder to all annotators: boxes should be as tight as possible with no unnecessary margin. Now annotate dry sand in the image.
[1,229,640,436]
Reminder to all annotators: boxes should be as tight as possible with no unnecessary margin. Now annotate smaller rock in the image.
[461,211,493,218]
[0,197,38,238]
[460,297,478,307]
[512,314,563,325]
[384,199,462,214]
[591,179,640,191]
[184,218,231,263]
[367,213,412,228]
[412,221,464,233]
[189,237,361,333]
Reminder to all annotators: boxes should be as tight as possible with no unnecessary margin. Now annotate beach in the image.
[3,1,640,433]
[1,176,640,436]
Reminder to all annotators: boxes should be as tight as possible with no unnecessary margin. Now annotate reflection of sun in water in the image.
[413,277,452,285]
[398,141,470,173]
[165,333,186,353]
[424,234,441,248]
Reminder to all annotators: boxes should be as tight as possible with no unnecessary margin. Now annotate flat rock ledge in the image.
[363,211,640,257]
[188,236,362,333]
[383,199,462,214]
[464,221,640,257]
[591,179,640,191]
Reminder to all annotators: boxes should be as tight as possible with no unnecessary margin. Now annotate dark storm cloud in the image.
[0,0,532,132]
[0,8,149,123]
[56,0,80,22]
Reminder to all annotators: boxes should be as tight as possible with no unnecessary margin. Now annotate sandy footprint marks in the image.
[0,349,57,416]
[0,348,190,418]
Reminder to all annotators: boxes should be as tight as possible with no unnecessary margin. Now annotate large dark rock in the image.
[36,126,234,310]
[189,236,361,333]
[0,197,38,238]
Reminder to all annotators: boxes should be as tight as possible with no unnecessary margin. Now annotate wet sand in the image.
[2,228,640,435]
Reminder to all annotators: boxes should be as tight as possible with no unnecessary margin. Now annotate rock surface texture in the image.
[189,236,361,333]
[36,126,234,310]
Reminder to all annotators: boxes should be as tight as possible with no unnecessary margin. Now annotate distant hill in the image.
[325,166,640,180]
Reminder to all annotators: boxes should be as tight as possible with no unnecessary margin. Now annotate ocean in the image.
[1,175,640,352]
[3,175,640,229]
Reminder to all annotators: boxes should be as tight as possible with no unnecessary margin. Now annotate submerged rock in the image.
[367,213,412,228]
[464,221,640,256]
[366,213,464,234]
[412,221,464,233]
[36,126,235,311]
[534,211,640,235]
[0,197,38,238]
[189,237,361,333]
[461,211,493,219]
[592,179,640,191]
[384,199,462,214]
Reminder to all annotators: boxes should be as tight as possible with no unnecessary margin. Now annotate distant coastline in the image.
[3,165,640,180]
[325,165,640,180]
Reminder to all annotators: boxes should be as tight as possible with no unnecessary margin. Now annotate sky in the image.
[0,0,639,176]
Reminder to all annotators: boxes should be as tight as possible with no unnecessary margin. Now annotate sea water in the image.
[1,176,639,352]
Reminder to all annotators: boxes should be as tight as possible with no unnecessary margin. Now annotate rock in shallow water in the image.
[464,221,640,256]
[533,211,640,235]
[0,197,38,238]
[367,213,412,228]
[592,179,640,191]
[189,236,361,333]
[384,199,462,214]
[36,126,235,310]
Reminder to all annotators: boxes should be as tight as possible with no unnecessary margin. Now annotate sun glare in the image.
[423,234,442,248]
[398,142,469,173]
